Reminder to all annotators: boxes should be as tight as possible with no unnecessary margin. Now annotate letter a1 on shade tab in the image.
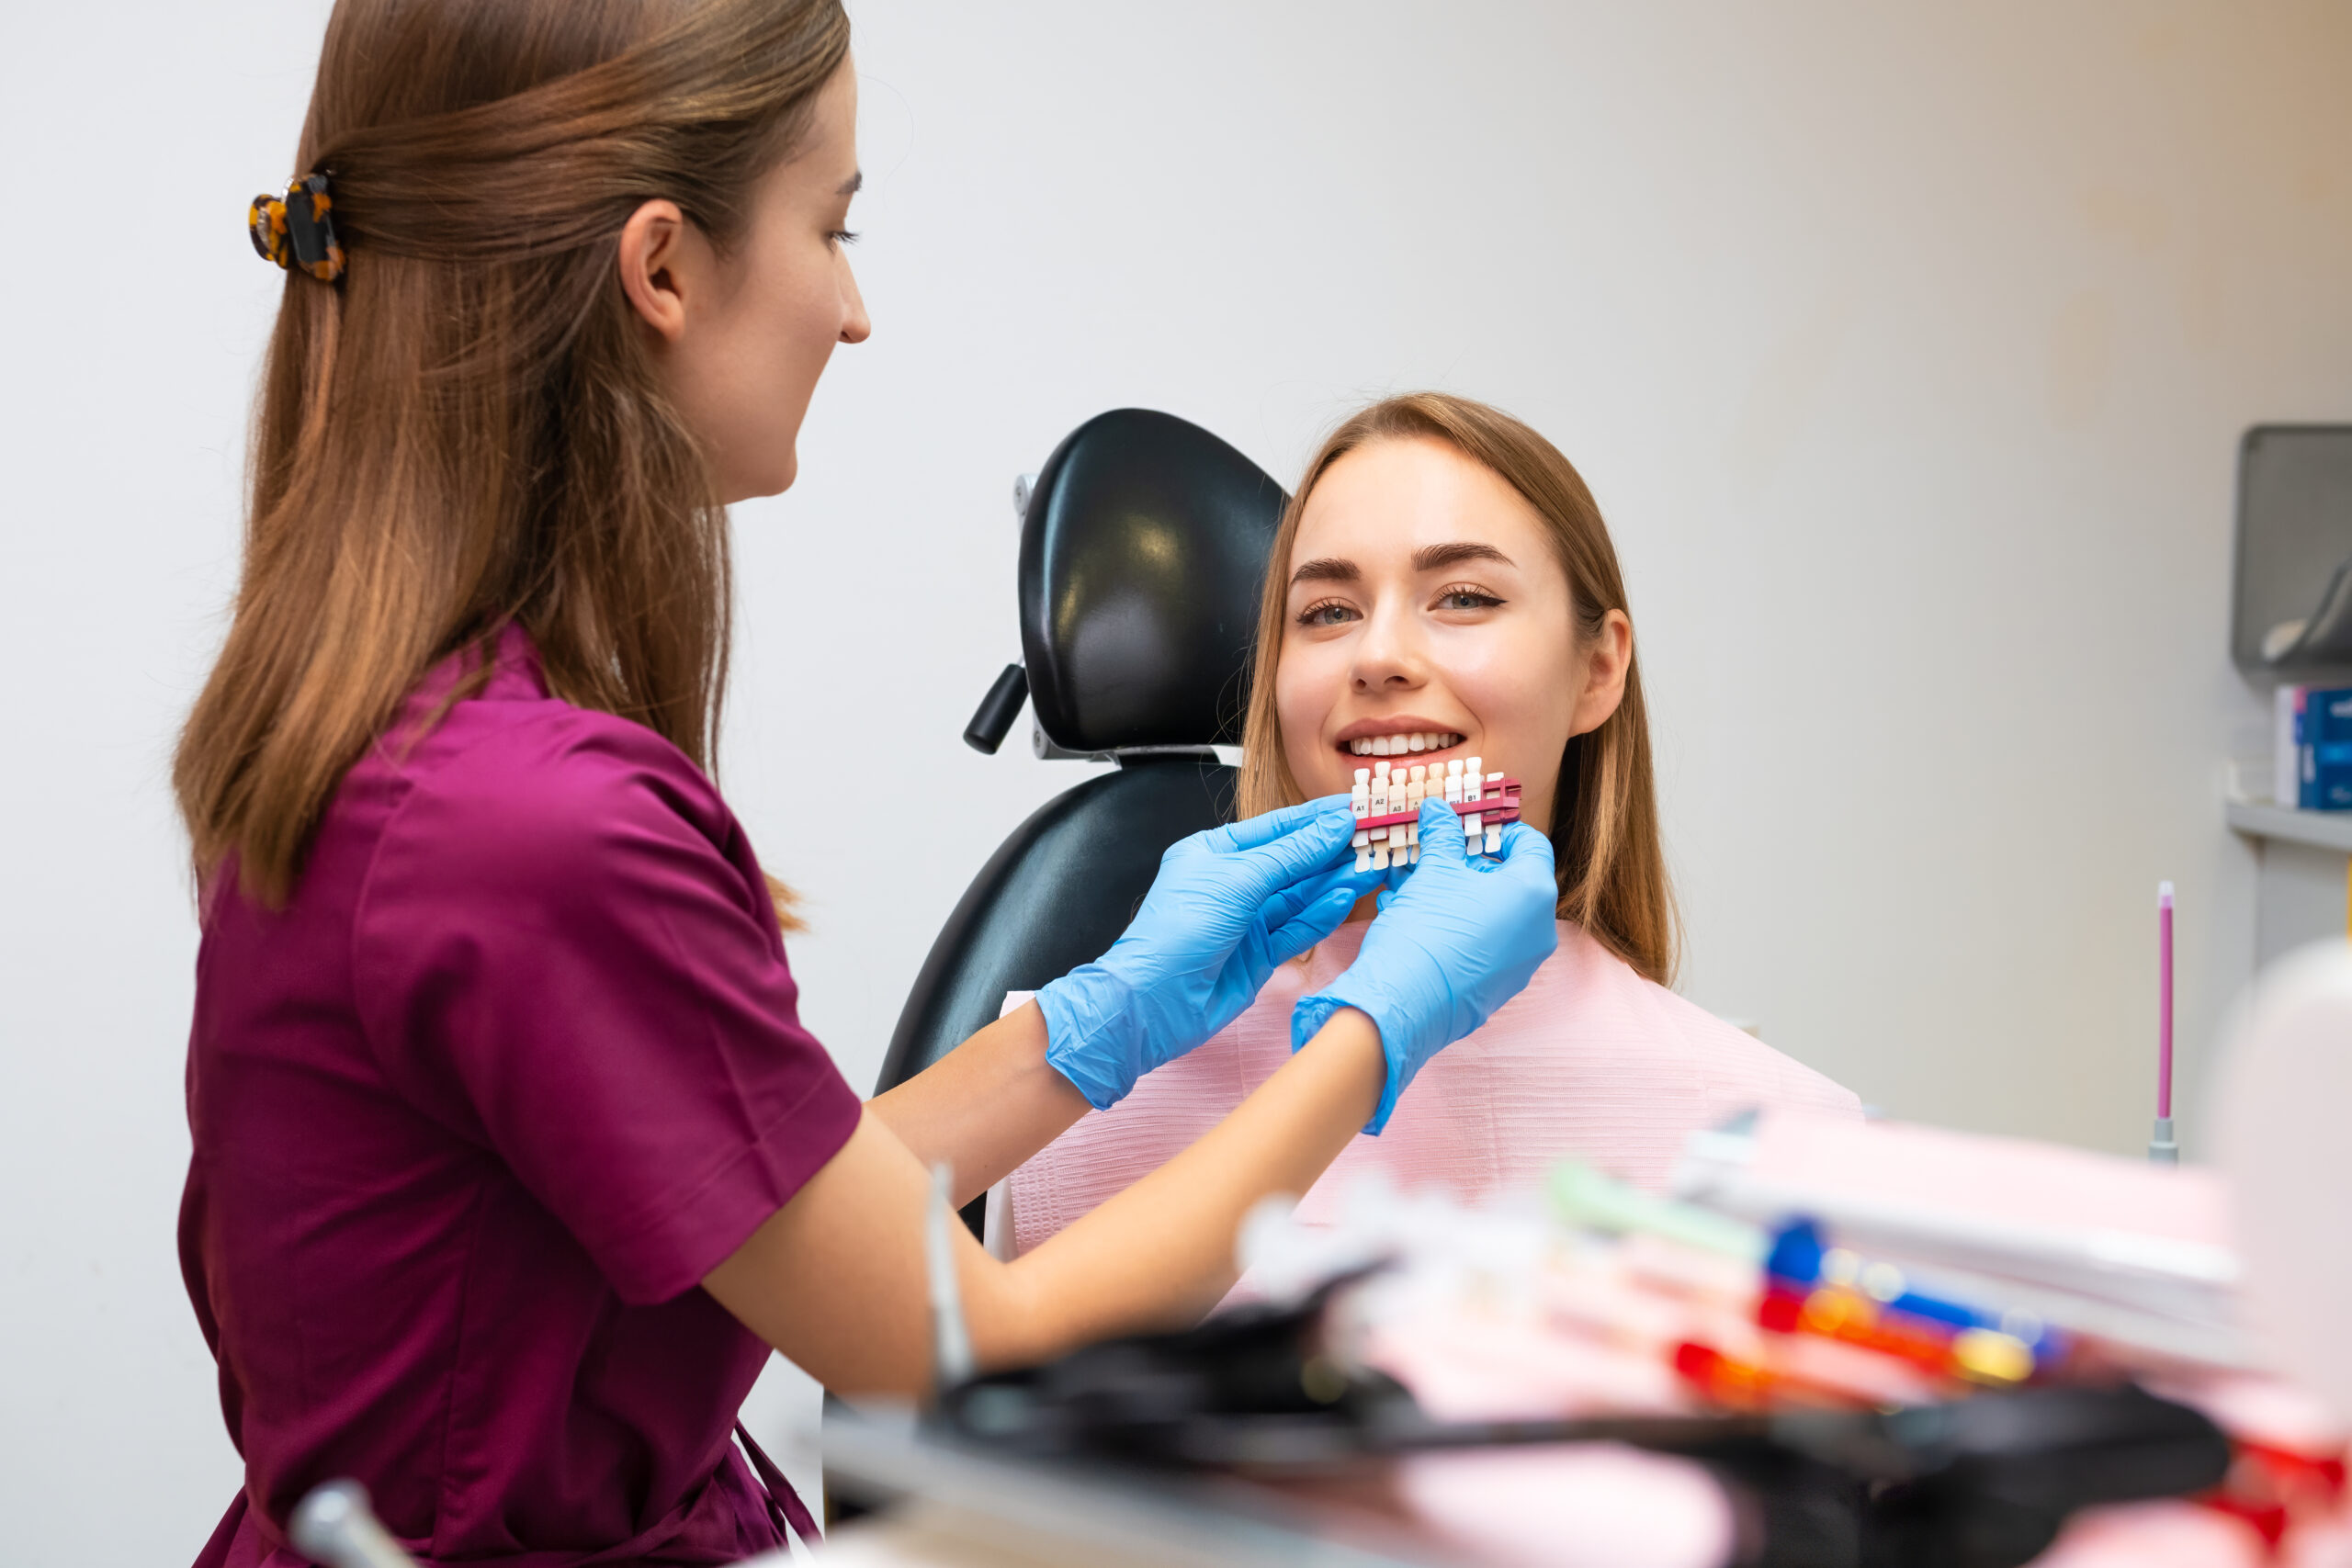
[1349,757,1522,873]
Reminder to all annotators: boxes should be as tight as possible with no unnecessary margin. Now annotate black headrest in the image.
[1019,410,1288,753]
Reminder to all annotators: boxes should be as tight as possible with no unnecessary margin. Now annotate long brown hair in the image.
[175,0,848,907]
[1238,393,1679,985]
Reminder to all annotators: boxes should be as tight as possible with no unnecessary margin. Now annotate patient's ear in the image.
[618,197,695,344]
[1568,610,1634,737]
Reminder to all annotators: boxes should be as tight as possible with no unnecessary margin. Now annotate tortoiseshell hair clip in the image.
[247,173,345,283]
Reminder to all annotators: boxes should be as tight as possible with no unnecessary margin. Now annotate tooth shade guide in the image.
[1351,774,1523,856]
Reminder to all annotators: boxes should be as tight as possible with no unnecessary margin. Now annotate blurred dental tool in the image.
[1764,1219,2064,1380]
[1550,1158,1763,1262]
[1675,1111,2244,1366]
[928,1162,974,1394]
[2151,881,2179,1165]
[288,1480,417,1568]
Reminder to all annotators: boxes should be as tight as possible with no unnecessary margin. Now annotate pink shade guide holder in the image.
[1355,780,1522,835]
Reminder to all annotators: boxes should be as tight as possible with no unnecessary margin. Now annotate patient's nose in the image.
[1350,604,1426,692]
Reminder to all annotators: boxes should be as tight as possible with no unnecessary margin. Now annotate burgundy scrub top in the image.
[180,626,864,1566]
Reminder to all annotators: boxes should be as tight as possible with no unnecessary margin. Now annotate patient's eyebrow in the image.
[838,170,865,197]
[1289,557,1360,586]
[1413,541,1514,573]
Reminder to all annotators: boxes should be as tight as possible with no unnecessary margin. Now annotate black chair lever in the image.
[963,664,1029,754]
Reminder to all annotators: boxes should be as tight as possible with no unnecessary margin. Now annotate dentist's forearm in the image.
[706,1008,1385,1397]
[865,1000,1089,1204]
[999,1006,1384,1343]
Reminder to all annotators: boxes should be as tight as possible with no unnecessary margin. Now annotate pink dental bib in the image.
[1008,919,1861,1255]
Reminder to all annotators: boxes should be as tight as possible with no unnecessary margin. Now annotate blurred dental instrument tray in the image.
[2233,424,2352,679]
[899,1288,2228,1568]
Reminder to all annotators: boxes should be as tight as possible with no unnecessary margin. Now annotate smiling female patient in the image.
[1005,394,1859,1253]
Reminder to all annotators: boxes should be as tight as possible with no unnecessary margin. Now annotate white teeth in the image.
[1351,730,1468,755]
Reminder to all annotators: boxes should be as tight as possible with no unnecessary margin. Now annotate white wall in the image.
[5,4,2349,1562]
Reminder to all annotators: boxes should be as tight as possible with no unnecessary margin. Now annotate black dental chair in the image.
[874,408,1289,1234]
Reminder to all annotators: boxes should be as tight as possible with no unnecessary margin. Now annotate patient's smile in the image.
[1341,728,1464,757]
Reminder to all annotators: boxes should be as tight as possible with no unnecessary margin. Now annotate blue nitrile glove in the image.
[1292,796,1559,1134]
[1037,795,1383,1111]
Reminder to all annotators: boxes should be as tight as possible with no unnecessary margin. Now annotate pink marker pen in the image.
[2150,880,2178,1164]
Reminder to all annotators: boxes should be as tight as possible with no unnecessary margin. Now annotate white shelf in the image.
[2228,800,2352,854]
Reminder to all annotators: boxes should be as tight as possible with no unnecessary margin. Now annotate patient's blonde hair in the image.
[1238,393,1679,986]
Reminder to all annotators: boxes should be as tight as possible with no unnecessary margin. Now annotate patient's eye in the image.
[1433,585,1505,612]
[1295,598,1359,628]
